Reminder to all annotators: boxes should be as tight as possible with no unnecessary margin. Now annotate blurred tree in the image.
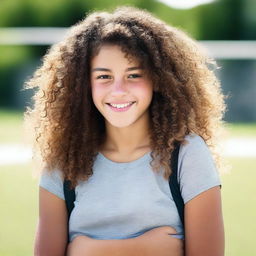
[198,0,256,40]
[242,0,256,39]
[0,46,32,107]
[0,0,157,27]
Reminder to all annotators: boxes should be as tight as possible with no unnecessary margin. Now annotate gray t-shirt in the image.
[39,133,221,241]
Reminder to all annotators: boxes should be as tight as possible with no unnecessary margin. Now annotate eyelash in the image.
[128,74,142,79]
[96,74,142,80]
[96,75,111,79]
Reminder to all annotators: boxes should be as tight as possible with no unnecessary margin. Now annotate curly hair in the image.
[24,6,227,188]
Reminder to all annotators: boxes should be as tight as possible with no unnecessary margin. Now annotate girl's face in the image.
[90,44,153,128]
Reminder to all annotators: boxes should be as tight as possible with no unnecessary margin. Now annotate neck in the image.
[102,114,151,154]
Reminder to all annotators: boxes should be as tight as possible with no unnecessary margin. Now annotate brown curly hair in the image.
[24,6,227,188]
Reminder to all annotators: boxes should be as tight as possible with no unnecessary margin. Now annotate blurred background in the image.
[0,0,255,255]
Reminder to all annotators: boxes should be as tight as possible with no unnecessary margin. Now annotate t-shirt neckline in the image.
[97,151,152,169]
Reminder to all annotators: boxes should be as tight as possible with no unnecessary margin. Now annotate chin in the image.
[106,119,135,128]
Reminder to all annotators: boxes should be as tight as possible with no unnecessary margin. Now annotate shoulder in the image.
[178,133,217,171]
[177,133,221,204]
[178,133,213,164]
[180,133,208,153]
[40,167,64,184]
[39,168,65,200]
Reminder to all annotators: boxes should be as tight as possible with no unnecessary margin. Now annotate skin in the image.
[34,188,68,256]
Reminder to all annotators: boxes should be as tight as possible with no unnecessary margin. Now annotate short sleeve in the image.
[177,134,221,204]
[39,168,65,200]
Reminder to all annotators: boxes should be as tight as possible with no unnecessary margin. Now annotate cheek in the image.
[135,83,153,102]
[91,84,104,105]
[91,90,102,110]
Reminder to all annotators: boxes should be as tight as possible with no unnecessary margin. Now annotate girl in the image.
[25,6,226,256]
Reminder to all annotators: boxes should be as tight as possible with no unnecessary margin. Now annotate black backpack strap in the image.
[63,180,75,220]
[169,143,185,228]
[64,144,185,228]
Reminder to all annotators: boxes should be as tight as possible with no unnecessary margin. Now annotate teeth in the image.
[109,102,134,109]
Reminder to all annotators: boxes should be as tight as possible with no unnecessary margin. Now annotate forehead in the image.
[90,44,139,67]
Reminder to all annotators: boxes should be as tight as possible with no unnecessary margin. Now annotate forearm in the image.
[88,236,147,256]
[67,236,147,256]
[67,235,183,256]
[90,236,183,256]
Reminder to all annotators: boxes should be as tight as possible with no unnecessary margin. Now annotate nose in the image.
[110,78,128,96]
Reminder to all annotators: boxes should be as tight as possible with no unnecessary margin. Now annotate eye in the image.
[127,73,142,79]
[96,74,112,79]
[128,73,142,79]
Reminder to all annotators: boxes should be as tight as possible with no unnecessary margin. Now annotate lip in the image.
[106,101,135,112]
[107,101,136,104]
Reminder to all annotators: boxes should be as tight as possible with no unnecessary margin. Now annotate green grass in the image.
[224,122,256,137]
[0,109,256,255]
[221,158,256,256]
[0,109,24,143]
[0,163,39,256]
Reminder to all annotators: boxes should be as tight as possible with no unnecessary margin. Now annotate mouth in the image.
[106,101,136,112]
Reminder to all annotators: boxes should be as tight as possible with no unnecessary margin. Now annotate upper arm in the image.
[184,186,225,256]
[34,187,68,256]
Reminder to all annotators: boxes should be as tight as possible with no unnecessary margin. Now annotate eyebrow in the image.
[91,67,143,72]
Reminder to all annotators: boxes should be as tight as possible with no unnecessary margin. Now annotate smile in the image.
[106,101,136,112]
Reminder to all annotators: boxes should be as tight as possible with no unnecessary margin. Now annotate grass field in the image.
[0,109,256,256]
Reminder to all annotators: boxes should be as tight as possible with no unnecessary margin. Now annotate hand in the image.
[66,235,94,256]
[137,226,184,256]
